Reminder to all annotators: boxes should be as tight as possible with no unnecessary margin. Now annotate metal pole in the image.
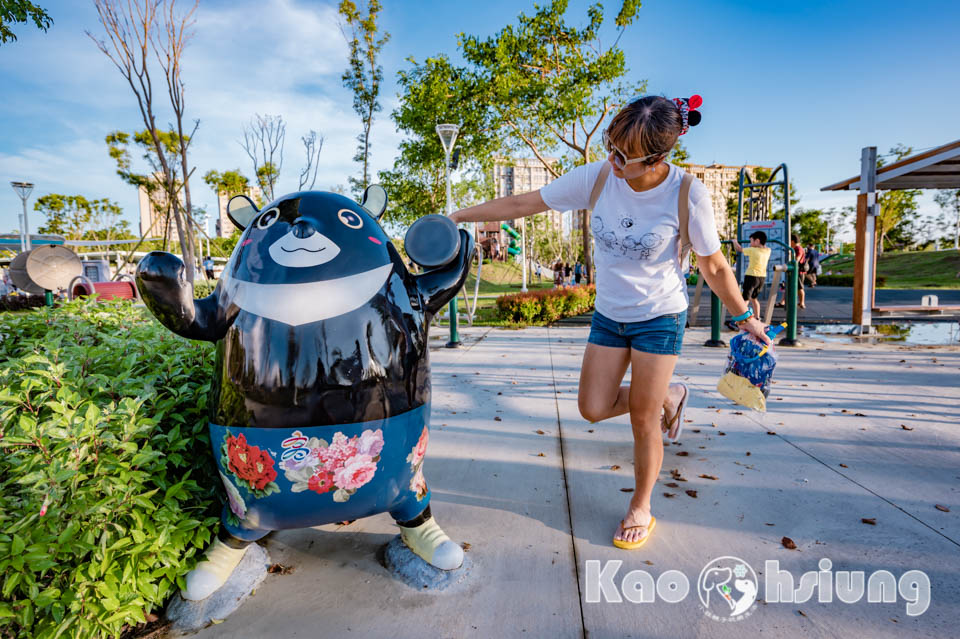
[779,262,800,346]
[705,290,726,347]
[520,215,528,292]
[444,153,460,347]
[18,214,25,252]
[21,196,31,250]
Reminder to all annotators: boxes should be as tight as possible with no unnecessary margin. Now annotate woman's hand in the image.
[739,317,771,345]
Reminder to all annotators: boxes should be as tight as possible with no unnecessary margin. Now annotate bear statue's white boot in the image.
[182,539,249,601]
[397,516,464,570]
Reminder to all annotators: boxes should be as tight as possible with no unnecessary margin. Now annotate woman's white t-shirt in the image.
[539,161,721,323]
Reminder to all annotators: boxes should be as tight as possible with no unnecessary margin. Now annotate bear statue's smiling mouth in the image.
[280,246,325,253]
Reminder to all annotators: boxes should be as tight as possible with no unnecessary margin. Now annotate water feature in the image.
[801,321,960,346]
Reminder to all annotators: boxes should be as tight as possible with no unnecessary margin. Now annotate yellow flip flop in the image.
[613,515,657,550]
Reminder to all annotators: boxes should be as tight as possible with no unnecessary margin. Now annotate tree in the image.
[459,0,644,283]
[876,145,921,253]
[339,0,389,197]
[203,169,250,198]
[934,189,960,250]
[0,0,51,44]
[669,140,690,168]
[34,194,130,254]
[88,0,200,282]
[298,131,324,191]
[791,208,828,247]
[241,113,285,201]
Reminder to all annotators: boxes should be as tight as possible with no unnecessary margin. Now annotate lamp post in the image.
[436,123,461,348]
[11,181,34,251]
[520,214,528,292]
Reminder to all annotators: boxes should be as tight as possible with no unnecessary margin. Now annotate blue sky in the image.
[1,0,957,241]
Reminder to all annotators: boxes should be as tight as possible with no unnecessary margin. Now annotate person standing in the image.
[776,234,806,309]
[553,260,564,288]
[574,261,583,285]
[450,95,769,550]
[203,255,216,280]
[729,231,771,329]
[805,244,820,287]
[535,261,543,283]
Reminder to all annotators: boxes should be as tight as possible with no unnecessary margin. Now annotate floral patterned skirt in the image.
[212,404,431,541]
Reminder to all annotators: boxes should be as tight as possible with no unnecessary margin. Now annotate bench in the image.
[68,275,140,301]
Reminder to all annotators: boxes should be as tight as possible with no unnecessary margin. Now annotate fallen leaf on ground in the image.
[718,432,726,436]
[765,522,775,526]
[620,488,634,492]
[767,431,777,435]
[699,474,719,480]
[461,542,472,551]
[644,560,654,565]
[684,418,694,423]
[900,425,913,431]
[692,428,701,433]
[665,482,680,488]
[781,537,797,550]
[587,429,595,433]
[861,518,876,525]
[536,452,546,457]
[610,465,621,471]
[494,416,502,421]
[707,405,716,409]
[497,392,502,395]
[839,463,848,468]
[685,490,698,498]
[733,411,744,415]
[664,492,676,498]
[535,429,545,434]
[745,451,752,456]
[268,563,294,575]
[853,412,867,417]
[818,413,826,417]
[935,504,950,512]
[676,451,689,456]
[798,610,807,617]
[842,409,849,413]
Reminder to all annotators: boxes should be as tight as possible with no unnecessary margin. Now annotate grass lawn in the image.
[462,259,555,295]
[822,249,960,288]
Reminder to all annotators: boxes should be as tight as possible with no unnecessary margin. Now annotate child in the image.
[731,231,771,325]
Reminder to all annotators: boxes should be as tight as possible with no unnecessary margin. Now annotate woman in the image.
[450,95,769,549]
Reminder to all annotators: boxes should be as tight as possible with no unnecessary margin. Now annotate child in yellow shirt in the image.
[732,231,771,321]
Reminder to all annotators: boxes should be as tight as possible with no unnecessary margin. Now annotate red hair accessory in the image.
[672,95,703,135]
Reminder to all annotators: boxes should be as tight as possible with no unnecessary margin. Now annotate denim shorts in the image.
[588,310,686,355]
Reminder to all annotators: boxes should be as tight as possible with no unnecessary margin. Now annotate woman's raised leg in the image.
[614,349,678,545]
[577,343,631,423]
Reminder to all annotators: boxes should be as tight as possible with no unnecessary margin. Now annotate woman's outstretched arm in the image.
[449,190,549,224]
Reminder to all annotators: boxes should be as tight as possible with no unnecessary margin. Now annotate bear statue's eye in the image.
[256,208,280,229]
[337,208,363,229]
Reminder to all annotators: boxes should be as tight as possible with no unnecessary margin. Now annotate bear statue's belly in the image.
[209,276,435,533]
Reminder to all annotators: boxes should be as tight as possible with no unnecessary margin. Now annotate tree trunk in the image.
[580,209,593,284]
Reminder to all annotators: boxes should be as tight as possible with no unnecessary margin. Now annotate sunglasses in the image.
[602,129,665,170]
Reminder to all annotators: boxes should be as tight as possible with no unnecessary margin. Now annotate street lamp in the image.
[11,181,34,251]
[436,123,461,348]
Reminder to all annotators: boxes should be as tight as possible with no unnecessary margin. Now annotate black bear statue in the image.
[136,185,473,600]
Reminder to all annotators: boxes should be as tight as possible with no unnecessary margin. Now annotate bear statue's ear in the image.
[227,195,260,230]
[360,184,388,220]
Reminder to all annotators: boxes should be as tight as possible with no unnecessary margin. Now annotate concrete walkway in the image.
[191,326,960,639]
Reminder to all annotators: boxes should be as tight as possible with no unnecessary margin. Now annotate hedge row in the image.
[495,285,596,324]
[0,300,220,638]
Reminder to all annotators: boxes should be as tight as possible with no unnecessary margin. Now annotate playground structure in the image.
[501,222,521,256]
[690,164,801,347]
[822,139,960,329]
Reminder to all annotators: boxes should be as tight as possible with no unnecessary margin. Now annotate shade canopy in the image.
[821,139,960,192]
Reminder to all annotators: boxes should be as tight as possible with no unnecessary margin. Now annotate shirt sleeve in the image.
[539,161,606,212]
[686,178,722,256]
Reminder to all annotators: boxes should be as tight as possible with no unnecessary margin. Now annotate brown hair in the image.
[606,96,682,159]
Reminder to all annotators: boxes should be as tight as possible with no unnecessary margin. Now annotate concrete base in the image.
[166,543,270,635]
[379,534,471,591]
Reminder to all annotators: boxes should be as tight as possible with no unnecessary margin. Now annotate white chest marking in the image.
[221,263,394,326]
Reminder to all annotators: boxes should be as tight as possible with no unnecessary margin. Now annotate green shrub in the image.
[192,279,218,299]
[496,285,596,325]
[0,299,219,639]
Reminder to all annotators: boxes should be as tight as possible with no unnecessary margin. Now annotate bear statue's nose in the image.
[291,218,316,239]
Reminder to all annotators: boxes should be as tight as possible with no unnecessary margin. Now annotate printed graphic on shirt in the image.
[593,213,666,259]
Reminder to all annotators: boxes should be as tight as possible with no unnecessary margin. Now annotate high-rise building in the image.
[682,163,772,235]
[138,174,262,240]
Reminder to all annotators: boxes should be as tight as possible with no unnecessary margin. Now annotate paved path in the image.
[191,327,960,639]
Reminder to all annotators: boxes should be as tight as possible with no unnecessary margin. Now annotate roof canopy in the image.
[821,139,960,192]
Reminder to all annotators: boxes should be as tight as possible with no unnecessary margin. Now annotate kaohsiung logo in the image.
[584,556,931,620]
[697,556,759,621]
